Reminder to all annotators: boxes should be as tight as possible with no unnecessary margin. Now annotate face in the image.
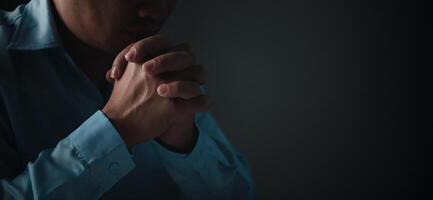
[55,0,177,53]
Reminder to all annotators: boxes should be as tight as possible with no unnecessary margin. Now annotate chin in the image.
[98,31,160,55]
[95,38,131,55]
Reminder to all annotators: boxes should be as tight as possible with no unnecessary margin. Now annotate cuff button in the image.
[109,161,120,174]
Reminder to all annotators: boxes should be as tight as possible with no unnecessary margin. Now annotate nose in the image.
[137,0,169,20]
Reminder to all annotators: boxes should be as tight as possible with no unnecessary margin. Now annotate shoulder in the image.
[0,5,26,25]
[1,6,26,85]
[1,6,26,47]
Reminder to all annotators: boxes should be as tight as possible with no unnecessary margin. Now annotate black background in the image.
[1,0,428,199]
[0,0,28,10]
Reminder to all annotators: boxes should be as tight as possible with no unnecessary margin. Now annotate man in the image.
[0,0,254,199]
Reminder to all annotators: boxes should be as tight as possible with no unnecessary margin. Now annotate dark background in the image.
[1,0,428,199]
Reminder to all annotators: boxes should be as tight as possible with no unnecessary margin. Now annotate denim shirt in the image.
[0,0,254,199]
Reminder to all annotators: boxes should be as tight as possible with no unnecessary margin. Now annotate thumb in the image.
[105,69,115,84]
[111,43,134,80]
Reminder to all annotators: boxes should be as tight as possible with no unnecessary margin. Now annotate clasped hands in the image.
[102,35,210,153]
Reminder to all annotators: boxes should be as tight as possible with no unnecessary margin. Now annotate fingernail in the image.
[158,85,168,96]
[125,48,136,60]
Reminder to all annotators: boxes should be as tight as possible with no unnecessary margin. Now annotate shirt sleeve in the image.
[152,112,256,200]
[0,110,135,200]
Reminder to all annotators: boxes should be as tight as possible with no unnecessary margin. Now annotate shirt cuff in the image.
[152,113,231,173]
[68,110,135,192]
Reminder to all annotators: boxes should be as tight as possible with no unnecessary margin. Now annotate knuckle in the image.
[143,59,156,72]
[135,39,146,49]
[154,54,166,65]
[152,56,163,68]
[131,44,141,55]
[132,42,146,56]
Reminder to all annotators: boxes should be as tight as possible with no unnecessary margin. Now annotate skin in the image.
[53,0,176,53]
[52,0,209,152]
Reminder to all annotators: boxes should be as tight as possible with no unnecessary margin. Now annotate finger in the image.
[175,95,212,114]
[105,69,114,84]
[157,81,202,99]
[111,43,134,80]
[125,34,173,63]
[159,65,206,85]
[143,52,194,75]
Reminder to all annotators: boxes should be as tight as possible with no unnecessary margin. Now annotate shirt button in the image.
[109,161,120,174]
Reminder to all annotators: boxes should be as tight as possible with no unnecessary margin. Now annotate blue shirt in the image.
[0,0,255,199]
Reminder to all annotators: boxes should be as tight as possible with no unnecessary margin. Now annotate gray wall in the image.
[162,0,422,199]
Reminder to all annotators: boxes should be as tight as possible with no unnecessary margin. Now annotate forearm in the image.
[156,117,198,154]
[0,111,134,199]
[154,112,255,200]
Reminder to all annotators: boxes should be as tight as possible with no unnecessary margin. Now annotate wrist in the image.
[157,122,198,154]
[101,107,135,149]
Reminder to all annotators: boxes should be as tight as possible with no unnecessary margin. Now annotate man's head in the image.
[52,0,177,54]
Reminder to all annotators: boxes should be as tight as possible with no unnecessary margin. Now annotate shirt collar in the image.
[7,0,61,50]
